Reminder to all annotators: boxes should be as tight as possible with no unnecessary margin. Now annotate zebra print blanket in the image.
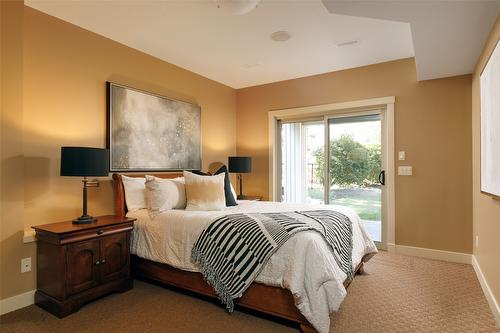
[191,210,353,311]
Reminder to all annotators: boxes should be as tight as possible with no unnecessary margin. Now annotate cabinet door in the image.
[100,232,129,284]
[66,239,100,295]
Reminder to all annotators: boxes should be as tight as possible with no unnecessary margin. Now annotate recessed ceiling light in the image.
[270,31,291,42]
[336,40,359,47]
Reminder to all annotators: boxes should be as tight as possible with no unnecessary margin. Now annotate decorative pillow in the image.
[191,166,237,206]
[213,165,238,206]
[183,171,226,211]
[121,175,146,212]
[145,175,186,218]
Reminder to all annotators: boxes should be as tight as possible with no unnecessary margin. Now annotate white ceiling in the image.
[25,0,414,88]
[25,1,498,89]
[322,0,500,81]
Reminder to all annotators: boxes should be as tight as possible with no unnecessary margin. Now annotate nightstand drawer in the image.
[35,221,133,245]
[58,223,133,245]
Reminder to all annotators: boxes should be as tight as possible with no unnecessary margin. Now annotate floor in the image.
[1,251,498,333]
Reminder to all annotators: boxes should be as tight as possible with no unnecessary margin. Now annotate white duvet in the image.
[129,201,377,333]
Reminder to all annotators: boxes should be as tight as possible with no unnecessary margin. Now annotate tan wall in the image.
[472,15,500,309]
[0,6,237,300]
[1,0,35,302]
[236,58,472,254]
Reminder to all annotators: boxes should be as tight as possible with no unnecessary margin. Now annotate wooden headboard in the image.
[112,173,184,217]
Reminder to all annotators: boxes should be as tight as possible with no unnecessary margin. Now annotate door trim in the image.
[268,96,395,248]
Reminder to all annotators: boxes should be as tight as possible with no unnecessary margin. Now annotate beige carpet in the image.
[1,251,498,333]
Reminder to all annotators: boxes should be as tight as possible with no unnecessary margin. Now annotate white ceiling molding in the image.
[321,0,500,81]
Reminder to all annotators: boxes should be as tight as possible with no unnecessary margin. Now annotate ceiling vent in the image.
[215,0,262,15]
[336,40,359,47]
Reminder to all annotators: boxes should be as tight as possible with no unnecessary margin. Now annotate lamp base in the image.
[72,215,98,224]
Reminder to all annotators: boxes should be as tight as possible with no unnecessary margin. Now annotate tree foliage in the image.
[314,134,381,187]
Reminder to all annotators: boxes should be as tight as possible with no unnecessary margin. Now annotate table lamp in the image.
[228,156,252,199]
[60,147,109,224]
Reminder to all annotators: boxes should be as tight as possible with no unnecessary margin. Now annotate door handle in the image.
[378,170,386,186]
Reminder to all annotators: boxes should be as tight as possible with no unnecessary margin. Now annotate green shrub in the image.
[314,134,380,187]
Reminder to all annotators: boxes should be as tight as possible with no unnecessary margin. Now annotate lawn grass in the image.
[308,187,381,221]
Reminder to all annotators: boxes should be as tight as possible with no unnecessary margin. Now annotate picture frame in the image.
[479,40,500,199]
[106,82,202,172]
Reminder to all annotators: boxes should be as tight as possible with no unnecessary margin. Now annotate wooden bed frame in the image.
[113,173,365,333]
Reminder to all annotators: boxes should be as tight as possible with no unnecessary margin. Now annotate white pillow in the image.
[145,175,186,219]
[184,171,226,211]
[121,175,146,212]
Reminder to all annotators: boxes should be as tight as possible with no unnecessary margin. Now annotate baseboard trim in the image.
[0,290,35,315]
[386,243,396,253]
[472,255,500,327]
[388,244,471,264]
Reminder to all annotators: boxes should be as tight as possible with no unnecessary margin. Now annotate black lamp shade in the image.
[228,156,252,173]
[60,147,109,177]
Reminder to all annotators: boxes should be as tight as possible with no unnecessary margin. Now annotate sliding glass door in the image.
[279,111,384,244]
[327,114,382,242]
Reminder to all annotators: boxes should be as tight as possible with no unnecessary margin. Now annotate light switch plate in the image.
[398,166,413,176]
[398,151,406,161]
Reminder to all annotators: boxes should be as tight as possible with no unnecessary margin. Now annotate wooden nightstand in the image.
[32,215,135,317]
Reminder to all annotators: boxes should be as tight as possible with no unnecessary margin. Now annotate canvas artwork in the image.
[480,40,500,198]
[107,82,201,171]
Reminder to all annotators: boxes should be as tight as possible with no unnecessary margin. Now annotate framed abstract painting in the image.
[106,82,201,172]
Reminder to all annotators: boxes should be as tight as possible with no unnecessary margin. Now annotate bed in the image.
[112,173,377,333]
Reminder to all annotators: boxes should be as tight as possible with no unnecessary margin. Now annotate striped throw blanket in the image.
[191,210,353,311]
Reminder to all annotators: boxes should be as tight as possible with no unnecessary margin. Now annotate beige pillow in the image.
[145,175,186,219]
[183,171,226,211]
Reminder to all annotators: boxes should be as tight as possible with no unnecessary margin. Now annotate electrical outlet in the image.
[475,235,479,249]
[21,257,31,273]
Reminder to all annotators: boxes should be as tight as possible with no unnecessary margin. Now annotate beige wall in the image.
[1,0,35,302]
[472,15,500,310]
[0,6,237,300]
[236,58,472,254]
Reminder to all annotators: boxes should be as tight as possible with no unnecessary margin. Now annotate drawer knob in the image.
[97,229,104,235]
[101,259,106,264]
[95,260,100,265]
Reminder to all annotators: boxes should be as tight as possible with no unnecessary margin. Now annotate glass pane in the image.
[328,115,382,242]
[281,121,324,204]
